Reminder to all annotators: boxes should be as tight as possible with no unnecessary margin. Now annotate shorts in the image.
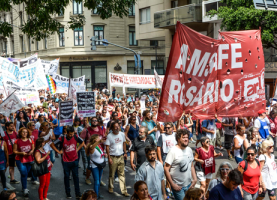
[259,189,276,197]
[196,171,212,182]
[9,154,16,167]
[224,135,234,150]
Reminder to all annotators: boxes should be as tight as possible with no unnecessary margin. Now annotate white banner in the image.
[41,58,60,75]
[8,54,38,68]
[68,79,78,105]
[154,69,163,88]
[52,74,85,94]
[109,72,164,89]
[0,92,25,116]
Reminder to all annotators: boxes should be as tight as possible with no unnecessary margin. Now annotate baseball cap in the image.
[258,109,266,115]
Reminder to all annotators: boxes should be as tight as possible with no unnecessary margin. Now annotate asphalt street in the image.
[2,139,275,200]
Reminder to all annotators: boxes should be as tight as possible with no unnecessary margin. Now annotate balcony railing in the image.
[154,3,202,28]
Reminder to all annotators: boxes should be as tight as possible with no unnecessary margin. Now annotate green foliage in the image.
[0,0,136,40]
[209,0,277,49]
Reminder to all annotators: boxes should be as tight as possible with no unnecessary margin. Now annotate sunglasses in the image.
[113,115,118,117]
[164,127,172,129]
[206,141,210,144]
[103,112,107,114]
[247,153,255,156]
[31,125,35,126]
[92,120,98,122]
[220,168,230,172]
[268,146,274,149]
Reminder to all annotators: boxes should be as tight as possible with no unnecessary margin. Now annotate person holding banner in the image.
[13,127,35,197]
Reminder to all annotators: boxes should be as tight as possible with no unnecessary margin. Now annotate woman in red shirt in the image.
[238,146,264,200]
[34,138,52,200]
[194,136,223,195]
[13,127,34,197]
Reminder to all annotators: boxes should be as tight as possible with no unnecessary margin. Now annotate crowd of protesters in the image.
[0,87,277,200]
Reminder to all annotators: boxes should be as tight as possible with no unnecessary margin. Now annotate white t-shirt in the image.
[157,132,177,154]
[206,120,217,140]
[254,117,270,129]
[105,131,126,156]
[89,147,105,168]
[101,116,110,128]
[259,154,277,190]
[165,146,194,187]
[42,129,53,152]
[35,121,41,130]
[233,135,246,158]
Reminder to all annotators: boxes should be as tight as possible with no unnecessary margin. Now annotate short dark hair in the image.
[5,121,13,129]
[228,169,243,185]
[246,146,257,154]
[175,129,190,142]
[145,145,157,155]
[143,110,150,117]
[67,126,75,133]
[164,122,173,128]
[110,121,119,130]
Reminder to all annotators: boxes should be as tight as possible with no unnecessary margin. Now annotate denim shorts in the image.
[172,183,191,200]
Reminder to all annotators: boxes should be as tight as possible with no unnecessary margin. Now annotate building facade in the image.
[0,1,165,92]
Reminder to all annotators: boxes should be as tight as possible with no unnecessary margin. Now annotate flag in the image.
[0,92,25,116]
[46,75,56,94]
[154,69,163,88]
[68,79,78,104]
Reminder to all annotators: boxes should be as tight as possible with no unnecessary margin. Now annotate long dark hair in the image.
[34,138,45,155]
[130,181,148,200]
[16,111,29,121]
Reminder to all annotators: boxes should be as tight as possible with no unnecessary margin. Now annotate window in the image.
[28,36,31,51]
[129,4,135,16]
[151,60,164,75]
[59,27,65,47]
[73,0,83,14]
[45,37,47,49]
[36,41,39,50]
[129,26,137,46]
[74,27,84,46]
[171,1,178,8]
[150,40,158,46]
[20,36,24,53]
[94,26,104,45]
[140,7,150,24]
[20,12,23,26]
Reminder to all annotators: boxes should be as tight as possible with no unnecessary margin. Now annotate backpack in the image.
[243,158,260,172]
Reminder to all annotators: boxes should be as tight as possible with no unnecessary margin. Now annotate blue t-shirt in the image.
[208,183,242,200]
[53,119,63,136]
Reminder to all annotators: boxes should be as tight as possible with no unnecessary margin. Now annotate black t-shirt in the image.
[208,183,243,200]
[130,136,154,167]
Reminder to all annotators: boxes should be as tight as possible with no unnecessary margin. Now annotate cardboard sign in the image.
[59,101,74,126]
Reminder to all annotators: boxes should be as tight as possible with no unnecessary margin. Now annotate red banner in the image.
[158,22,266,122]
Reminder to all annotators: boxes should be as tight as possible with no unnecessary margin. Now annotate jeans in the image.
[50,150,55,164]
[0,170,6,189]
[79,147,89,171]
[172,183,191,200]
[242,189,258,200]
[235,156,243,164]
[63,159,80,195]
[16,161,32,190]
[91,167,104,198]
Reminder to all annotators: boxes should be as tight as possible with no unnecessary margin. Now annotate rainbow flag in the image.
[46,75,56,94]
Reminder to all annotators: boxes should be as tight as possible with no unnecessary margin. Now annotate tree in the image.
[209,0,277,49]
[0,0,136,40]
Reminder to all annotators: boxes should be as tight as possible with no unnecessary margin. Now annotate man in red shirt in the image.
[80,117,106,185]
[3,122,20,184]
[52,126,84,199]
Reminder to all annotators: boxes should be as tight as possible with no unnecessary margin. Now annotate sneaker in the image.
[76,194,82,199]
[86,179,92,185]
[190,139,196,144]
[122,192,130,197]
[27,177,31,181]
[124,167,128,172]
[98,194,104,199]
[228,155,234,161]
[32,180,40,185]
[23,189,29,197]
[10,179,20,184]
[6,182,15,191]
[66,193,72,199]
[100,181,106,186]
[69,176,72,180]
[115,177,119,182]
[108,188,114,193]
